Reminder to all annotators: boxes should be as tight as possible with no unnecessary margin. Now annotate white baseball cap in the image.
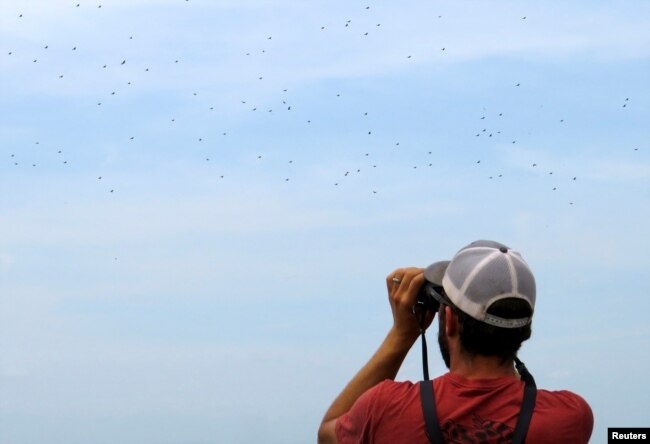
[423,240,535,328]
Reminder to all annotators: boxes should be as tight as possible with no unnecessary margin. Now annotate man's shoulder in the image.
[357,378,429,418]
[536,388,592,412]
[367,378,420,400]
[531,388,594,442]
[366,376,453,410]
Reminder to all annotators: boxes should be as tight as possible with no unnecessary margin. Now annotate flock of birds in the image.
[2,2,639,205]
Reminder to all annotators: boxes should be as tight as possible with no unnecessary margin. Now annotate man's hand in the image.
[386,267,434,341]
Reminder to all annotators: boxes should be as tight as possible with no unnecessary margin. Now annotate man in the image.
[318,240,593,443]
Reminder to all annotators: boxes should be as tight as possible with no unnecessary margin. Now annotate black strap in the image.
[420,379,445,443]
[419,357,537,444]
[415,304,430,381]
[511,357,537,444]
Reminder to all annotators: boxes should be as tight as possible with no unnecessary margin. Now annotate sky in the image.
[0,0,648,443]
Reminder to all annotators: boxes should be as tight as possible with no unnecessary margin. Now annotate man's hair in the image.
[443,295,533,363]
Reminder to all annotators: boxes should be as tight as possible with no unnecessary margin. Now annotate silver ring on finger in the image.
[392,277,401,284]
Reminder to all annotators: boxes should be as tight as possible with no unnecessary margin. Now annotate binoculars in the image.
[416,282,443,314]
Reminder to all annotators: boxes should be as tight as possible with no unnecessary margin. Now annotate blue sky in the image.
[0,1,649,443]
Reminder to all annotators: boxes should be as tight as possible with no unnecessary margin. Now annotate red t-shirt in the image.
[336,373,593,443]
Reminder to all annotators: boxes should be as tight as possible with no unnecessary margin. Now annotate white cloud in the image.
[0,160,470,248]
[1,0,647,101]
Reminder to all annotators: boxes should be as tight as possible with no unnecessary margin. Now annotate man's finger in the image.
[387,269,405,293]
[405,272,425,305]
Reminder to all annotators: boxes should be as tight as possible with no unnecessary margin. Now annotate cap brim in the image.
[423,260,450,286]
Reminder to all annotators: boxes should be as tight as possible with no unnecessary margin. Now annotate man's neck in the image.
[449,354,517,379]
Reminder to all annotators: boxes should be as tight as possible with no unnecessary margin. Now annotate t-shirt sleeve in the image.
[335,381,389,444]
[554,390,594,443]
[534,390,594,444]
[572,392,594,443]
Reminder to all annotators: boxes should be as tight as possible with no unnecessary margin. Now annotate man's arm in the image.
[318,267,433,444]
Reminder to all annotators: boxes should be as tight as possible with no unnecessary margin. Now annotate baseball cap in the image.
[423,240,535,328]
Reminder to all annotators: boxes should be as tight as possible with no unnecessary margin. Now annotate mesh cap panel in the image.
[464,253,517,317]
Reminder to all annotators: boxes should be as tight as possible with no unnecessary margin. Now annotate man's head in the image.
[423,240,535,366]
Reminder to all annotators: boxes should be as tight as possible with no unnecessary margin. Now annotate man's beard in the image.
[438,314,451,369]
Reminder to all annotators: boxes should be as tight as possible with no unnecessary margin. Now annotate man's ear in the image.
[445,306,459,337]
